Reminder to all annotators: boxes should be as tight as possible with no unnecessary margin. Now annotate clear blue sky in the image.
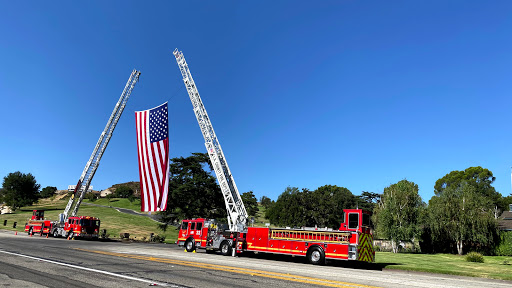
[1,1,512,204]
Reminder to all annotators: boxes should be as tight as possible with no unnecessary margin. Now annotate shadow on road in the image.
[240,251,398,271]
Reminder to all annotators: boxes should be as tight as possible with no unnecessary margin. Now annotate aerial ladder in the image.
[173,49,248,232]
[59,69,141,223]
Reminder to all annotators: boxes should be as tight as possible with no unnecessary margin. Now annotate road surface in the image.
[0,230,510,288]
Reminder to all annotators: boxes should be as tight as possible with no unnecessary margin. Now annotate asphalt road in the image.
[0,230,511,288]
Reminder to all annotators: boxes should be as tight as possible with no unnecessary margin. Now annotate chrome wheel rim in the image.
[311,250,321,262]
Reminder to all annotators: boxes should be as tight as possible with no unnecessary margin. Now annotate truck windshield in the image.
[362,214,371,227]
[80,219,100,227]
[181,222,188,230]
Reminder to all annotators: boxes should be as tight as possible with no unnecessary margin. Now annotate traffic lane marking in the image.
[0,249,181,287]
[75,248,382,288]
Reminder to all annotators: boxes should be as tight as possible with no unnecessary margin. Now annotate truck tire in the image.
[28,227,33,236]
[220,240,232,256]
[53,229,59,238]
[307,246,325,265]
[185,238,195,252]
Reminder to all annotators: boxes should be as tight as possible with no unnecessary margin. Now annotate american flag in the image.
[135,102,169,212]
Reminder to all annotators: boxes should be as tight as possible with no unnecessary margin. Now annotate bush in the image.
[465,252,484,263]
[114,186,134,198]
[40,186,57,198]
[151,234,166,243]
[85,192,97,202]
[494,231,512,256]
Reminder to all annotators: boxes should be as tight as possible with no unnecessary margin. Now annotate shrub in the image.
[151,234,166,243]
[115,186,134,198]
[494,231,512,256]
[85,192,97,202]
[465,252,484,263]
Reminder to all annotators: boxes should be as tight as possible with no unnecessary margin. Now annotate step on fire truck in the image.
[173,50,374,265]
[24,70,141,239]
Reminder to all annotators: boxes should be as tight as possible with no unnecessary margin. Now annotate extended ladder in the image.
[173,49,248,231]
[60,70,141,222]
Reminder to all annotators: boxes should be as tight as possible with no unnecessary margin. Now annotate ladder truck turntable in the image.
[173,49,375,265]
[25,70,141,239]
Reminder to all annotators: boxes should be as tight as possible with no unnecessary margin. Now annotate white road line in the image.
[0,250,181,287]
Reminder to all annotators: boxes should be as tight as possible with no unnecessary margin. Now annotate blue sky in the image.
[1,1,512,204]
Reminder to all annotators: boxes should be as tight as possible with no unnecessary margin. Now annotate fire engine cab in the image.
[63,216,101,239]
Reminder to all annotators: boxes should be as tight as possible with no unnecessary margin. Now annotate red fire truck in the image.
[24,210,53,236]
[24,210,101,239]
[177,209,374,265]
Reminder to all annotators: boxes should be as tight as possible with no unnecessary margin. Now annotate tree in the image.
[356,191,381,213]
[159,153,226,231]
[427,182,498,255]
[311,185,357,228]
[265,187,308,227]
[40,186,57,198]
[434,167,503,216]
[241,191,258,217]
[498,194,512,212]
[374,180,423,253]
[85,192,97,202]
[114,186,134,198]
[259,196,272,209]
[1,171,41,211]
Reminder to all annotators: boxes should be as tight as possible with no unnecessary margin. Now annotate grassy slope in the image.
[0,197,178,243]
[84,198,142,210]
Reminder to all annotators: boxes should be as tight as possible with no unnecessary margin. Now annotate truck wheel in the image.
[185,238,195,252]
[220,240,232,256]
[28,227,33,236]
[53,230,59,238]
[307,246,325,265]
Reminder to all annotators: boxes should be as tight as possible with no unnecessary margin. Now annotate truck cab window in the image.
[362,214,370,227]
[190,222,196,230]
[348,213,359,229]
[196,223,202,230]
[181,222,188,230]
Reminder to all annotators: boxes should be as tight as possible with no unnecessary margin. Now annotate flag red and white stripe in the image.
[135,102,169,212]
